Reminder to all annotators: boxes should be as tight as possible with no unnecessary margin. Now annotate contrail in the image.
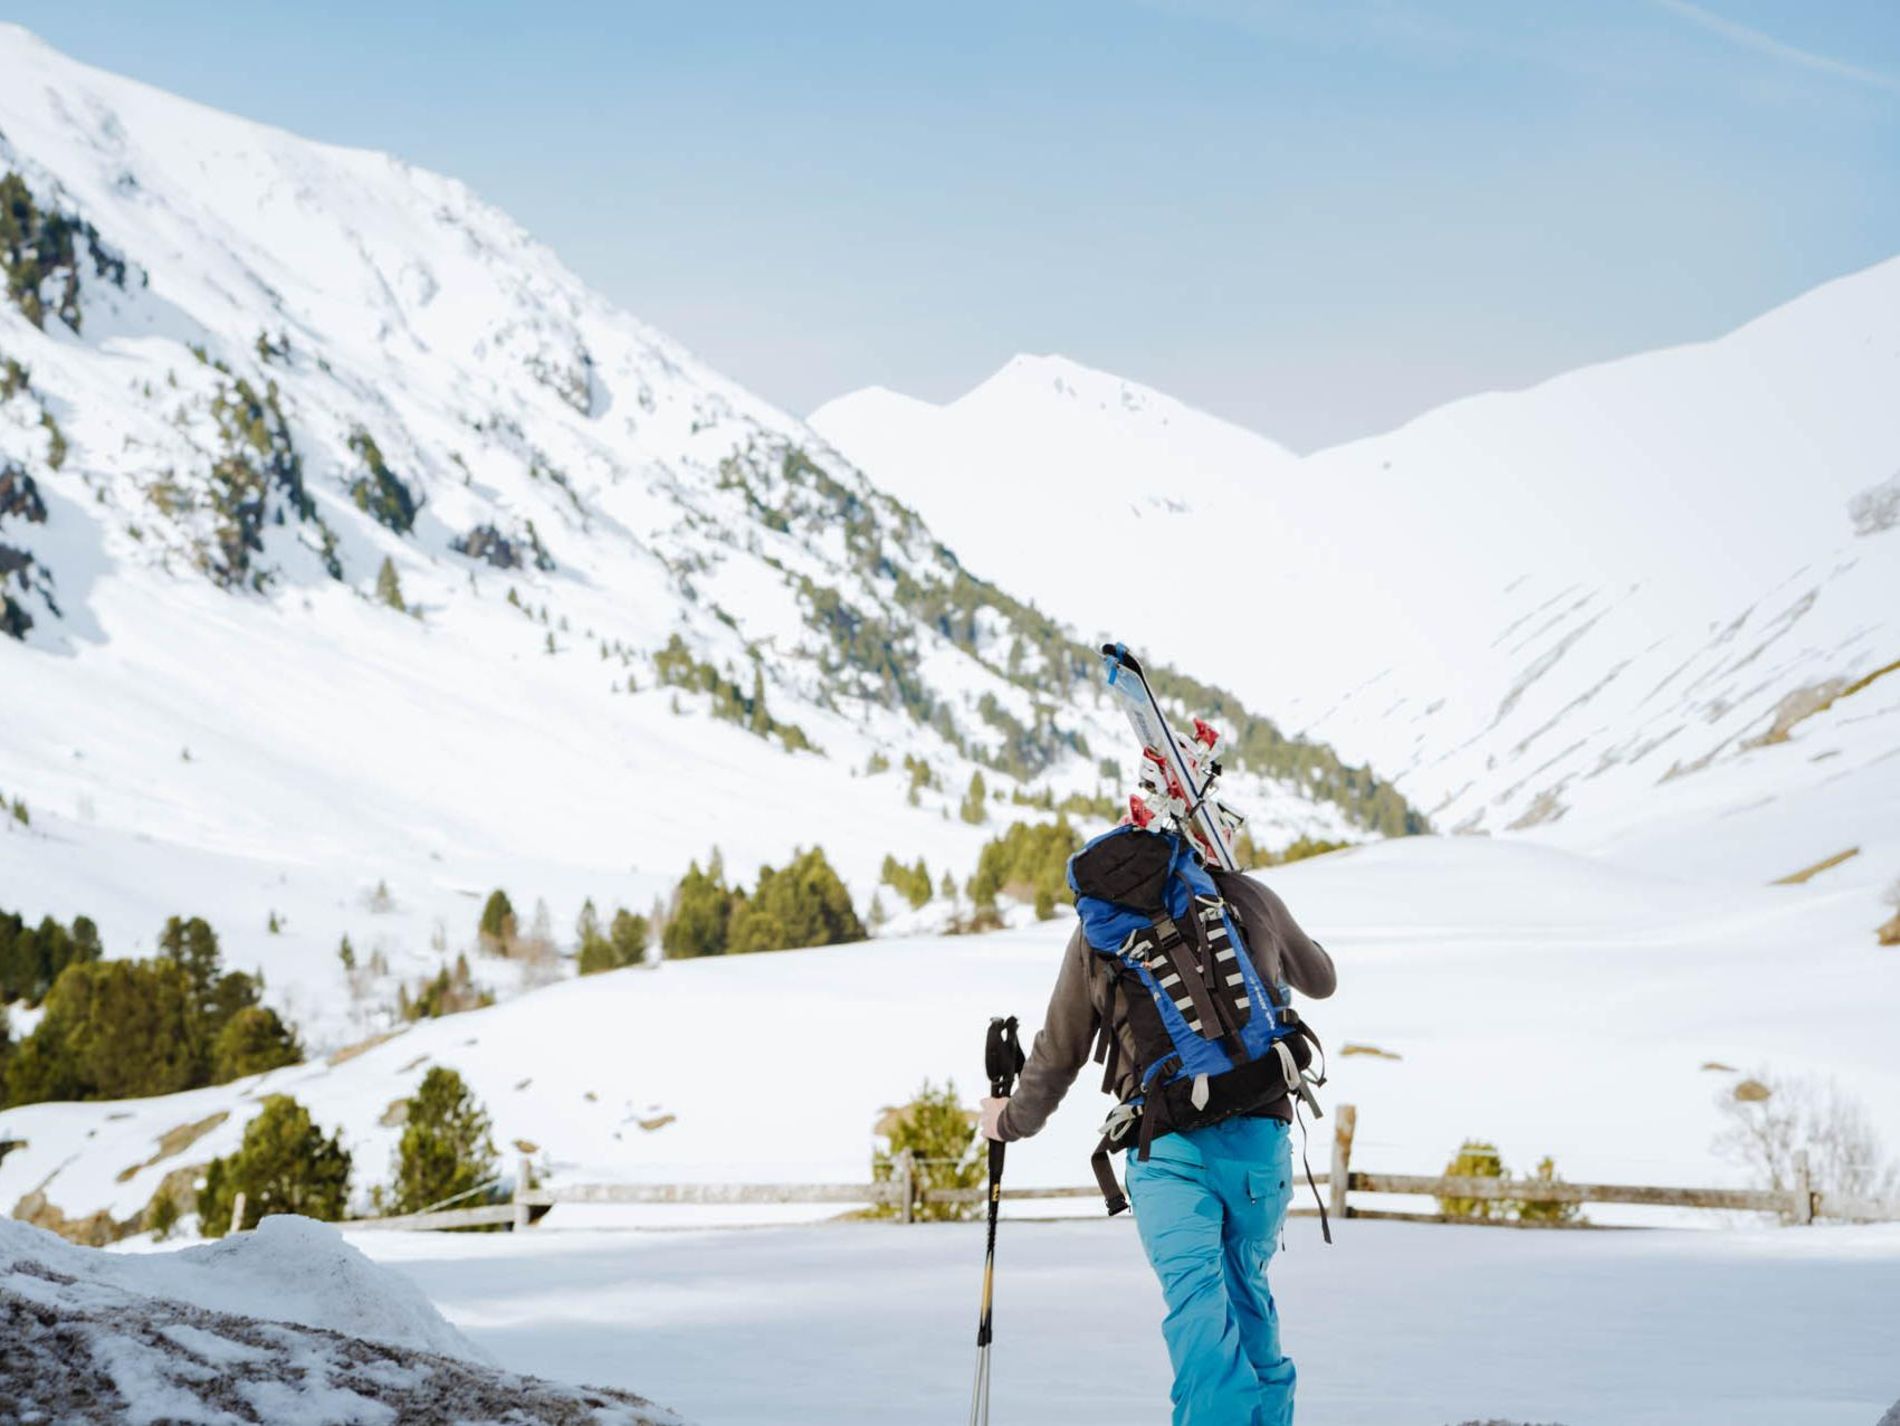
[1654,0,1900,95]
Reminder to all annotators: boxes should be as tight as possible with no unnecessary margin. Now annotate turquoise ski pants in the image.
[1125,1116,1297,1426]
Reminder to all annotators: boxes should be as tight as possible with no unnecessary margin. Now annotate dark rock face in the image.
[452,522,523,569]
[0,464,46,523]
[452,521,554,573]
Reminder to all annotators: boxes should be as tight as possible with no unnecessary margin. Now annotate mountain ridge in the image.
[814,260,1900,889]
[0,28,1416,1050]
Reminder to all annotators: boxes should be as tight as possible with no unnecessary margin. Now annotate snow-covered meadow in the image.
[351,1215,1900,1426]
[7,835,1896,1239]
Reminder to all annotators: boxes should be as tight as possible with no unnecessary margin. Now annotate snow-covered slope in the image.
[6,836,1895,1236]
[0,1213,681,1423]
[0,26,1412,1047]
[814,295,1900,893]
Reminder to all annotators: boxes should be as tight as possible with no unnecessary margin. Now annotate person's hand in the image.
[979,1096,1009,1142]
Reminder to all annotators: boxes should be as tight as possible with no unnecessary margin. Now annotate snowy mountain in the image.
[0,26,1414,1047]
[815,307,1900,892]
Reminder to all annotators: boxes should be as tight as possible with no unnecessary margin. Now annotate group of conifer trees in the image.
[0,912,298,1109]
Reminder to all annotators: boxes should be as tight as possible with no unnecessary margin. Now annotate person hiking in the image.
[979,853,1336,1426]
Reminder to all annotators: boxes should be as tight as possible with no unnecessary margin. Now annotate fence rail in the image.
[338,1104,1899,1233]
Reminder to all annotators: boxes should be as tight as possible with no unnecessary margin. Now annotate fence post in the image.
[513,1154,532,1231]
[895,1149,915,1224]
[1790,1150,1814,1225]
[1329,1103,1357,1224]
[229,1190,248,1235]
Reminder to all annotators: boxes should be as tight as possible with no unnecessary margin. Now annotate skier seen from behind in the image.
[979,854,1336,1426]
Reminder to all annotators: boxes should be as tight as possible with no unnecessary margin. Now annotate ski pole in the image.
[969,1014,1023,1426]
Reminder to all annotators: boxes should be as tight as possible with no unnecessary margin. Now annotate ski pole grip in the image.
[986,1015,1024,1099]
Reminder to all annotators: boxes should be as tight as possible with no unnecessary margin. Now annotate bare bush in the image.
[1713,1069,1900,1216]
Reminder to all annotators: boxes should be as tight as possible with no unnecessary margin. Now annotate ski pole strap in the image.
[1090,1137,1129,1217]
[1294,1100,1331,1245]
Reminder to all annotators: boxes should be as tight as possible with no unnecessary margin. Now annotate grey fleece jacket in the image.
[997,873,1336,1142]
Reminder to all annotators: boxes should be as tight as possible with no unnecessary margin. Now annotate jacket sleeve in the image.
[1260,881,1336,1000]
[997,926,1099,1142]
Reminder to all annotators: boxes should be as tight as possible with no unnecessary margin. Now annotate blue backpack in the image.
[1068,824,1325,1219]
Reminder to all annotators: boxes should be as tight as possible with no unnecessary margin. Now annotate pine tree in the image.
[198,1095,351,1235]
[871,1080,981,1223]
[375,556,406,612]
[391,1067,497,1216]
[211,1006,302,1083]
[157,915,221,1008]
[663,860,731,958]
[959,771,989,825]
[5,959,198,1105]
[477,889,516,955]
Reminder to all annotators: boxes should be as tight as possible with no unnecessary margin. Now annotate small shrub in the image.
[198,1095,351,1236]
[390,1067,498,1218]
[1437,1139,1508,1221]
[1714,1069,1900,1218]
[871,1080,980,1222]
[1513,1156,1583,1225]
[398,954,492,1021]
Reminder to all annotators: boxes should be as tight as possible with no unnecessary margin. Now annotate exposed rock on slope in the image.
[0,1213,682,1424]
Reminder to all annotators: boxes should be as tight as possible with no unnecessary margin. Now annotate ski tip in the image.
[1099,642,1144,676]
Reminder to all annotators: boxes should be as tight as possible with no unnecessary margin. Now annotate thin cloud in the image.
[1654,0,1900,94]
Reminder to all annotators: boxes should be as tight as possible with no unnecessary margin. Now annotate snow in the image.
[0,24,1365,1056]
[1,1212,684,1423]
[6,1212,479,1358]
[7,836,1897,1234]
[0,23,1895,1423]
[812,281,1900,896]
[347,1216,1900,1426]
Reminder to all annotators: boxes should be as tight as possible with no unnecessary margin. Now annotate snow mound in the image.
[0,1215,684,1424]
[170,1215,486,1360]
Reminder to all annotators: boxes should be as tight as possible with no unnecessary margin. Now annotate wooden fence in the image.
[342,1103,1899,1233]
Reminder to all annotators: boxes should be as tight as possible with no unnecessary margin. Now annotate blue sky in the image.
[24,1,1900,448]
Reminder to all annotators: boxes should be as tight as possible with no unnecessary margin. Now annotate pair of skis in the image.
[1100,642,1244,872]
